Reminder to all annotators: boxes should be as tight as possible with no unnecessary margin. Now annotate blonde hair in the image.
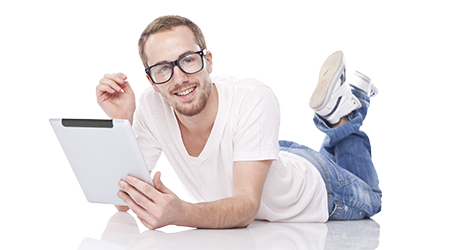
[138,15,207,68]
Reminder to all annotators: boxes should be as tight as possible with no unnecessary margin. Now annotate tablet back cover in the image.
[50,119,153,205]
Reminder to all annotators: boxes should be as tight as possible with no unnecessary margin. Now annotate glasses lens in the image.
[150,64,172,84]
[148,51,204,84]
[179,53,203,74]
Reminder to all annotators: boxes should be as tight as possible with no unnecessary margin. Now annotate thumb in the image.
[120,80,134,94]
[153,171,170,194]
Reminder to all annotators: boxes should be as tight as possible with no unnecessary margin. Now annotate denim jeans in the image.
[279,89,382,220]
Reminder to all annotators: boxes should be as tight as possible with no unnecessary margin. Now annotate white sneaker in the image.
[348,71,378,97]
[309,51,361,125]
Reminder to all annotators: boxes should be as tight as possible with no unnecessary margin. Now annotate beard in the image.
[161,79,212,117]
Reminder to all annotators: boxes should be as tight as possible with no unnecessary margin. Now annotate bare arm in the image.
[118,160,272,229]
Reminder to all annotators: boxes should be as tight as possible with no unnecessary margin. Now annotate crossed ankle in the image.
[332,116,349,128]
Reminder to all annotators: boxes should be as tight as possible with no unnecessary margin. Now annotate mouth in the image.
[174,86,197,97]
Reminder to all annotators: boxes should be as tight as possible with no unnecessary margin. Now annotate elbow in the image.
[234,216,254,228]
[236,196,260,228]
[238,218,255,228]
[237,210,258,228]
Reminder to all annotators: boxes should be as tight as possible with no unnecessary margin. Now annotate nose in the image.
[172,65,189,85]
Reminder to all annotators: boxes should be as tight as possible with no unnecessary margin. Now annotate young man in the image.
[96,15,382,230]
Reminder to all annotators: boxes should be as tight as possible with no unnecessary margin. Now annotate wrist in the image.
[127,116,134,126]
[176,200,193,227]
[114,112,134,126]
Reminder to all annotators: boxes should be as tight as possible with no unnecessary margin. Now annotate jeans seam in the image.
[334,146,356,188]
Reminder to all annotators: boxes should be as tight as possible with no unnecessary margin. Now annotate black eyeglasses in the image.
[145,50,206,85]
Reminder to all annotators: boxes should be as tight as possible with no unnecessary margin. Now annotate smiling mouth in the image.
[174,86,196,96]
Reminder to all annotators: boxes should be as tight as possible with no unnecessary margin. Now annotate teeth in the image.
[176,87,195,96]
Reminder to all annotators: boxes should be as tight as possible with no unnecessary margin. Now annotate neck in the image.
[175,83,218,134]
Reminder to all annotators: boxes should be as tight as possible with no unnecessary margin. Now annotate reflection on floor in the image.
[79,212,380,250]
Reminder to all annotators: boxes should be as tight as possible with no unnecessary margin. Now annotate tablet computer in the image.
[49,118,153,206]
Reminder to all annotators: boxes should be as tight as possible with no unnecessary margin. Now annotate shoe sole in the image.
[309,51,344,110]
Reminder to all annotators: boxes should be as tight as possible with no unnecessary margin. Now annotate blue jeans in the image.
[279,89,382,220]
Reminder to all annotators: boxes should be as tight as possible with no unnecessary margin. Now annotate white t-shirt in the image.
[133,75,328,222]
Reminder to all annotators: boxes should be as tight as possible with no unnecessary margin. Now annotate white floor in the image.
[78,212,380,250]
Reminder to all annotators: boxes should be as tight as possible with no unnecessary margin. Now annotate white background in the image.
[0,1,450,249]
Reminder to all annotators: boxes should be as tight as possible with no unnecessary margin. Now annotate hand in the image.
[114,205,130,212]
[117,172,186,230]
[96,73,136,124]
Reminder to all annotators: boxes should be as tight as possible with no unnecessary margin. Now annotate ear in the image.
[205,51,213,74]
[146,74,160,93]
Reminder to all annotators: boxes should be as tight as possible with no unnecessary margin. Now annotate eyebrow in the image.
[150,50,196,66]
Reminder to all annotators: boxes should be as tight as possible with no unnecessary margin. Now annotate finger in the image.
[122,177,159,214]
[119,179,155,210]
[120,80,133,93]
[103,73,128,87]
[153,172,171,194]
[96,83,117,97]
[125,175,160,200]
[100,73,130,91]
[114,204,130,212]
[117,190,149,217]
[118,190,158,230]
[99,77,123,92]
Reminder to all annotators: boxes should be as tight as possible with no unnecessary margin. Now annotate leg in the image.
[331,116,349,128]
[279,140,381,220]
[309,51,382,219]
[315,88,381,196]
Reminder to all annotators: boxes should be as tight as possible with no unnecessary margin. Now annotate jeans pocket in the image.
[328,199,368,220]
[328,198,339,218]
[329,162,356,188]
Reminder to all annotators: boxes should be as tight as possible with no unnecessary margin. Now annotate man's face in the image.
[144,26,213,117]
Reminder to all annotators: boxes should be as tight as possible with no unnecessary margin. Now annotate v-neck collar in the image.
[167,83,227,165]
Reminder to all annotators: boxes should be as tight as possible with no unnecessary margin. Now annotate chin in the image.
[174,99,208,117]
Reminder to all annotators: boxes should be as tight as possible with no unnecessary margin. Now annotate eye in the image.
[153,64,171,74]
[159,65,170,72]
[181,55,197,65]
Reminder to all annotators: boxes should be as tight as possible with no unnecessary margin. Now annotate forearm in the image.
[118,161,270,230]
[179,194,260,229]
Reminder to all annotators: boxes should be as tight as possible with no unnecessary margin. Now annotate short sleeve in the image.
[233,85,280,161]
